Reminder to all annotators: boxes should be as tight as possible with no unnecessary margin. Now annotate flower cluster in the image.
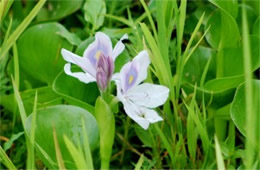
[61,32,169,130]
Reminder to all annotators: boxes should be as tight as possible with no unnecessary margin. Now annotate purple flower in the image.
[61,32,128,91]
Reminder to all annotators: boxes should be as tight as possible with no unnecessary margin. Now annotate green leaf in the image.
[230,80,260,137]
[209,0,238,19]
[36,0,83,21]
[3,132,24,151]
[252,17,260,37]
[25,105,99,169]
[183,46,216,84]
[83,0,106,30]
[0,146,17,170]
[0,86,62,115]
[95,97,115,169]
[17,22,74,85]
[52,69,98,114]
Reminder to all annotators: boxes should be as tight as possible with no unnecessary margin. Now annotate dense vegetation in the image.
[0,0,259,169]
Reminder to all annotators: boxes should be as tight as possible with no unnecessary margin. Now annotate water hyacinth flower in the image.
[61,32,128,91]
[115,50,169,130]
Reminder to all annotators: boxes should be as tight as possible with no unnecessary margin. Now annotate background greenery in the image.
[0,0,259,169]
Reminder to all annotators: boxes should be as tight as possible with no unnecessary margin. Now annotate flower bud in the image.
[96,54,114,91]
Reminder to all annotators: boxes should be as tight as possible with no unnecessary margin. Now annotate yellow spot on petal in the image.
[95,50,102,60]
[128,75,134,84]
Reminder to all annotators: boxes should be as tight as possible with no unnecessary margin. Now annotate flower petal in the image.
[123,101,150,130]
[112,34,128,60]
[139,107,163,123]
[118,50,151,92]
[126,83,169,108]
[64,63,96,84]
[132,50,150,86]
[61,48,96,77]
[83,32,113,67]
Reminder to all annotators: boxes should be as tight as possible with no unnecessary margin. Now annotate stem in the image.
[120,117,131,164]
[101,159,110,169]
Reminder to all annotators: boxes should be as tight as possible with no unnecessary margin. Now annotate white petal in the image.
[64,63,96,84]
[139,107,163,123]
[123,101,150,130]
[61,48,96,77]
[83,32,113,67]
[132,50,150,86]
[126,83,169,108]
[112,34,128,60]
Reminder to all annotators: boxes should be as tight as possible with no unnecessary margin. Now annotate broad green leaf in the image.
[25,105,99,169]
[17,23,74,85]
[0,86,62,115]
[230,80,260,137]
[221,36,260,77]
[252,17,260,37]
[52,69,98,114]
[205,10,221,49]
[204,75,245,92]
[205,9,240,50]
[83,0,106,30]
[209,0,238,19]
[183,83,236,108]
[36,0,83,21]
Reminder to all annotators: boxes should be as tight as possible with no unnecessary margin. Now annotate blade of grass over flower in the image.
[140,0,158,41]
[0,146,17,170]
[0,0,46,61]
[81,118,93,169]
[242,2,254,168]
[134,154,144,170]
[214,135,225,169]
[53,127,66,169]
[64,135,87,169]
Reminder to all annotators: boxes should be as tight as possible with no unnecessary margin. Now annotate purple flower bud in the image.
[96,54,114,91]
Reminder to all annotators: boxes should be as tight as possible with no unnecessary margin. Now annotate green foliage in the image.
[0,0,259,169]
[25,105,99,169]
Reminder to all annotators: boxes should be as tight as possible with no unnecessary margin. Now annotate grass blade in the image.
[63,135,87,169]
[26,91,38,169]
[0,146,17,170]
[134,154,144,170]
[0,0,46,60]
[53,127,66,169]
[81,118,93,169]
